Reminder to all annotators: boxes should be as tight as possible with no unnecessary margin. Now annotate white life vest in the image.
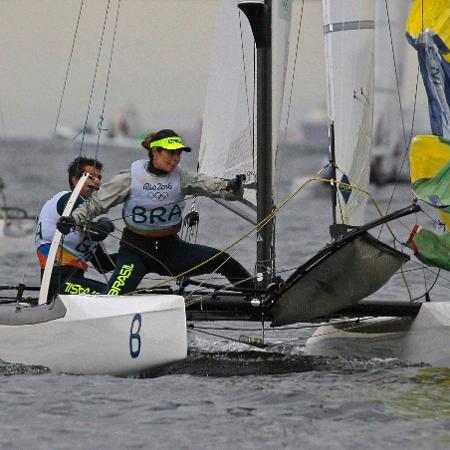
[122,160,185,236]
[35,191,98,269]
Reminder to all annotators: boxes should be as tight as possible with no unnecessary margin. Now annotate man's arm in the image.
[56,192,84,216]
[72,170,132,224]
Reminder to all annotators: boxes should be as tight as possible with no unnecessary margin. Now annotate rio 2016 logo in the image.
[143,182,172,191]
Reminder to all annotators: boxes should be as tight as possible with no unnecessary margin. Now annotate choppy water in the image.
[0,138,449,449]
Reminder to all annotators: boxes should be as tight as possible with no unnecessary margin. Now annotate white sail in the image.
[322,0,375,226]
[272,0,293,177]
[373,0,408,159]
[199,0,292,208]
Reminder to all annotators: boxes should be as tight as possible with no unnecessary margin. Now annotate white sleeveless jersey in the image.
[35,191,98,268]
[122,160,186,236]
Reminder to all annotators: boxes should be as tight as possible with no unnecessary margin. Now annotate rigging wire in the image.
[377,0,418,222]
[78,0,113,156]
[86,227,175,277]
[369,1,439,300]
[52,0,86,138]
[276,0,305,203]
[127,175,400,295]
[391,3,440,297]
[28,0,87,286]
[188,316,382,350]
[93,0,122,161]
[0,95,6,138]
[72,170,445,303]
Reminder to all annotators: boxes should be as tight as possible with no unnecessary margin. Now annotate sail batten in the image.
[323,20,374,34]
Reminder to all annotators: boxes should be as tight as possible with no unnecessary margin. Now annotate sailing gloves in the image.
[57,216,76,235]
[88,217,115,241]
[226,174,246,193]
[57,216,114,241]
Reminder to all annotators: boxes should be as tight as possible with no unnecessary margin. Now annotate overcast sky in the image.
[0,0,330,139]
[0,0,426,139]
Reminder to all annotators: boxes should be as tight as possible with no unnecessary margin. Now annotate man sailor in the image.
[57,129,253,295]
[35,157,116,301]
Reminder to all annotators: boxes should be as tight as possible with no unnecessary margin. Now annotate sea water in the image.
[0,139,449,450]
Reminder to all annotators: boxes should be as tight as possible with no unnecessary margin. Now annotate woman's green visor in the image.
[149,136,191,152]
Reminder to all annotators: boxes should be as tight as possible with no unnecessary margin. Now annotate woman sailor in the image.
[58,129,252,295]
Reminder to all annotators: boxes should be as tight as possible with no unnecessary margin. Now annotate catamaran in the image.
[1,0,449,373]
[0,172,187,376]
[304,0,450,366]
[185,0,450,367]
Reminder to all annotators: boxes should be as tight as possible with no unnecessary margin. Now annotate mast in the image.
[238,0,274,285]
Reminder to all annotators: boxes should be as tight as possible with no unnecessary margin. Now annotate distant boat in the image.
[55,125,142,150]
[0,176,35,238]
[304,0,450,367]
[0,208,35,238]
[371,0,410,185]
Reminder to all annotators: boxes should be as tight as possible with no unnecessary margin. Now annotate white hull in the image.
[0,218,34,238]
[55,126,138,150]
[304,302,450,367]
[0,294,187,376]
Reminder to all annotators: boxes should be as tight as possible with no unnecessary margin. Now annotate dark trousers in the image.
[105,230,252,295]
[42,266,107,302]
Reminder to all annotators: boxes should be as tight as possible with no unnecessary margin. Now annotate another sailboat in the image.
[0,176,35,238]
[371,0,410,185]
[304,0,450,366]
[54,125,141,151]
[186,0,450,366]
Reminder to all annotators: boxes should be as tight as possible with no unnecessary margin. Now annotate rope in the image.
[128,176,400,295]
[88,227,175,276]
[83,176,443,302]
[188,317,387,348]
[377,1,418,222]
[375,7,423,244]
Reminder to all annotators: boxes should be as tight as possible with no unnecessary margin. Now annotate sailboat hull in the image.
[0,294,187,376]
[304,302,450,367]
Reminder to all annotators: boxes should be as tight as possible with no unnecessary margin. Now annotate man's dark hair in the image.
[68,157,103,188]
